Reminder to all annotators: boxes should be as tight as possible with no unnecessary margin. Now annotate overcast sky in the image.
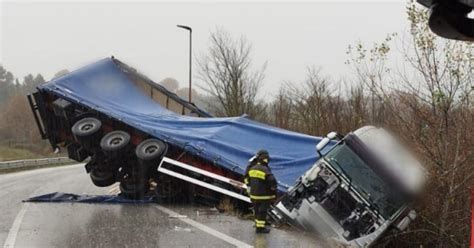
[1,1,410,96]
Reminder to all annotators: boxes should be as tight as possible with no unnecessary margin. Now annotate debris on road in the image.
[174,226,193,233]
[169,214,188,219]
[197,208,220,216]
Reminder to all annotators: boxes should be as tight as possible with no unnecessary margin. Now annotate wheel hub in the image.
[110,137,123,146]
[81,123,94,131]
[145,145,158,154]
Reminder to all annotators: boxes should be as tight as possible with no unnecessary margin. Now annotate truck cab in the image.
[271,126,427,247]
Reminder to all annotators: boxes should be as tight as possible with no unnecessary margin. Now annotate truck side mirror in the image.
[326,132,338,139]
[316,138,330,152]
[316,132,339,154]
[395,210,417,231]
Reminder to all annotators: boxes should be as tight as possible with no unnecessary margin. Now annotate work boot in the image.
[256,227,271,234]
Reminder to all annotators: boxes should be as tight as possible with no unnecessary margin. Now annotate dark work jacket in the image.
[244,162,277,201]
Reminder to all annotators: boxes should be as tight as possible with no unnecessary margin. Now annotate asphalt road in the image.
[0,164,322,248]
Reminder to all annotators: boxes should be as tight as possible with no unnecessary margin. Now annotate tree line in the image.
[0,68,52,155]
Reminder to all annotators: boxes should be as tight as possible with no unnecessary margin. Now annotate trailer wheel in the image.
[100,131,131,154]
[90,168,116,187]
[71,117,102,150]
[120,177,147,200]
[135,139,167,161]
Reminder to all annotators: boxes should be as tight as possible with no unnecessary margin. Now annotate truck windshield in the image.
[325,143,404,219]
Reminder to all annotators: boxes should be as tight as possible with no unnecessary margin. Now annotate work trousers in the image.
[253,200,270,229]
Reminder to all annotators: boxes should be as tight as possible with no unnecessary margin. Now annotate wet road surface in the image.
[0,165,322,247]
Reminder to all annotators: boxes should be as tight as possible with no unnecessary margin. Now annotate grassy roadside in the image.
[0,145,67,162]
[0,146,46,162]
[0,146,76,174]
[0,162,77,174]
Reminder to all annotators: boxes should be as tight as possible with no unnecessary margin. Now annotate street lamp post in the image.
[177,25,192,102]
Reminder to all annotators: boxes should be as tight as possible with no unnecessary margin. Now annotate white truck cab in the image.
[271,126,427,247]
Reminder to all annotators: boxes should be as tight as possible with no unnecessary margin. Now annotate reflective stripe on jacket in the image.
[244,162,277,201]
[249,194,275,200]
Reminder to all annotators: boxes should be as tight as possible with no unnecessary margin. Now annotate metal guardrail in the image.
[0,157,73,170]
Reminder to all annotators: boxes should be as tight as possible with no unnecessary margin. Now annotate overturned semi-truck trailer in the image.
[28,57,427,247]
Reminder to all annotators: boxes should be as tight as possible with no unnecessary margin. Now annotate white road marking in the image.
[2,164,252,248]
[154,205,253,248]
[4,188,45,248]
[1,165,77,248]
[3,204,28,248]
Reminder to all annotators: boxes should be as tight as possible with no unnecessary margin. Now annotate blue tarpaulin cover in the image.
[39,58,335,190]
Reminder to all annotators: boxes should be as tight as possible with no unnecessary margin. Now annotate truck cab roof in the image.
[353,126,427,195]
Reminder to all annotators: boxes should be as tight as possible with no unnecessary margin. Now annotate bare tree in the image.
[0,66,15,105]
[346,2,473,247]
[176,87,198,101]
[198,29,266,118]
[285,67,334,135]
[159,77,180,92]
[270,88,293,130]
[53,69,70,79]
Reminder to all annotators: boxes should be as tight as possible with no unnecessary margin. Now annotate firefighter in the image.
[244,149,277,233]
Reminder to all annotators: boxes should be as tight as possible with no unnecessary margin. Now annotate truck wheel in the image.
[90,168,116,187]
[100,131,131,155]
[120,177,147,200]
[71,117,102,150]
[135,139,167,161]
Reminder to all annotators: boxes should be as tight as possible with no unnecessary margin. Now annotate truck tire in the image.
[120,177,147,200]
[71,117,102,151]
[90,168,116,187]
[100,131,131,156]
[135,139,167,161]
